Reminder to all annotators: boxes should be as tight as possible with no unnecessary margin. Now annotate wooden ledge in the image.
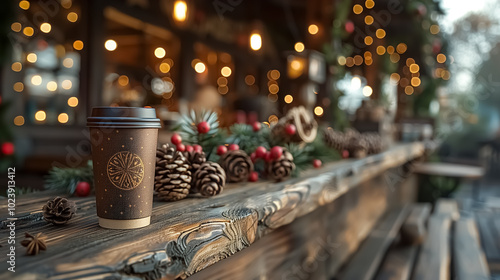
[0,142,425,280]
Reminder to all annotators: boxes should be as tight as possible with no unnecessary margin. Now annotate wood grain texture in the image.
[453,218,491,280]
[413,215,452,280]
[434,198,460,221]
[0,143,424,280]
[336,206,411,280]
[400,203,431,245]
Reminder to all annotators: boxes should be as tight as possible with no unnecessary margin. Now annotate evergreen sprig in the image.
[44,161,93,194]
[226,124,270,154]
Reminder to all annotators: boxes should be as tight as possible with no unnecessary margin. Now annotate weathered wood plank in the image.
[401,203,431,245]
[374,244,418,280]
[475,211,500,273]
[413,215,452,280]
[434,198,460,220]
[0,143,425,280]
[336,206,411,280]
[453,218,490,280]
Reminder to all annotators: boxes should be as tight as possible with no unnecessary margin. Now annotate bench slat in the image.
[413,215,452,280]
[454,218,491,280]
[337,206,410,280]
[434,198,460,220]
[374,244,418,280]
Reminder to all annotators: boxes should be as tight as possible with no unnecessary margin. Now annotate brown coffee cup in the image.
[87,107,161,229]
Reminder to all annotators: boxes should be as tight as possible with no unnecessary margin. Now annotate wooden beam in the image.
[337,206,411,280]
[413,215,452,280]
[401,203,431,245]
[374,244,419,280]
[453,218,491,280]
[434,198,460,221]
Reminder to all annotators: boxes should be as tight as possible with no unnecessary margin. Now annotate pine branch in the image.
[44,161,93,194]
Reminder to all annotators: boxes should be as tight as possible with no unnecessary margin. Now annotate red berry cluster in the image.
[170,133,204,153]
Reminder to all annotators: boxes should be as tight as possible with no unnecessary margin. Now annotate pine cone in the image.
[192,162,226,196]
[266,150,295,182]
[155,144,192,201]
[324,129,346,151]
[219,150,254,183]
[364,133,382,154]
[348,138,368,158]
[42,197,76,225]
[21,232,47,256]
[183,150,206,174]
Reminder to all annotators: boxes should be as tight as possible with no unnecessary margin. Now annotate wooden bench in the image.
[336,199,491,280]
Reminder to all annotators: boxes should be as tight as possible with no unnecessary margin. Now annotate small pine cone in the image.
[193,162,226,196]
[42,197,76,225]
[349,138,368,158]
[324,129,346,151]
[219,150,254,183]
[364,133,382,154]
[183,150,207,174]
[155,145,192,201]
[266,150,295,182]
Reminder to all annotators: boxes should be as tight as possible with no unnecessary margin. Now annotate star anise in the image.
[21,232,47,255]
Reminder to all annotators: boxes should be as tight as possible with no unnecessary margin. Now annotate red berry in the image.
[193,144,203,153]
[248,171,259,182]
[313,159,322,168]
[250,152,257,163]
[197,121,210,134]
[176,143,186,152]
[285,124,296,135]
[217,145,228,155]
[264,152,273,162]
[75,181,91,197]
[342,150,349,159]
[255,146,267,158]
[171,133,182,145]
[345,21,355,33]
[270,146,283,160]
[252,122,261,132]
[185,145,193,152]
[229,144,239,151]
[1,142,15,156]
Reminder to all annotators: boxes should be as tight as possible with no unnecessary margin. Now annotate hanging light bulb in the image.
[173,1,187,22]
[250,32,262,51]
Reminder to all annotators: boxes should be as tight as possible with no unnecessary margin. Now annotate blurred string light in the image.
[396,43,407,54]
[67,12,78,22]
[217,77,228,86]
[35,110,46,122]
[159,62,170,73]
[68,97,79,107]
[390,73,400,84]
[73,40,84,50]
[409,63,420,73]
[294,42,305,52]
[346,57,354,67]
[337,56,346,65]
[436,53,446,63]
[430,24,440,34]
[14,116,25,126]
[61,0,72,9]
[118,75,129,86]
[154,47,166,58]
[269,84,279,94]
[268,93,278,102]
[376,46,385,55]
[13,82,24,92]
[308,24,319,35]
[268,115,279,124]
[221,66,232,77]
[173,1,187,22]
[11,62,22,72]
[194,62,206,73]
[62,80,72,90]
[27,53,37,63]
[365,0,375,9]
[218,86,228,95]
[63,58,73,68]
[354,55,363,65]
[31,75,42,85]
[47,81,58,91]
[411,77,421,87]
[351,76,361,89]
[390,53,400,63]
[11,22,22,32]
[284,95,293,103]
[376,29,386,39]
[19,0,30,10]
[362,85,373,97]
[105,39,117,51]
[23,27,34,37]
[364,36,373,45]
[40,23,51,33]
[405,86,414,95]
[387,46,395,54]
[250,32,262,51]
[58,113,69,124]
[245,75,255,85]
[365,16,374,25]
[314,106,324,116]
[270,70,280,80]
[353,4,363,14]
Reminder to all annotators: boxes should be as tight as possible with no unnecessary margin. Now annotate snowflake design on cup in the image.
[107,151,145,190]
